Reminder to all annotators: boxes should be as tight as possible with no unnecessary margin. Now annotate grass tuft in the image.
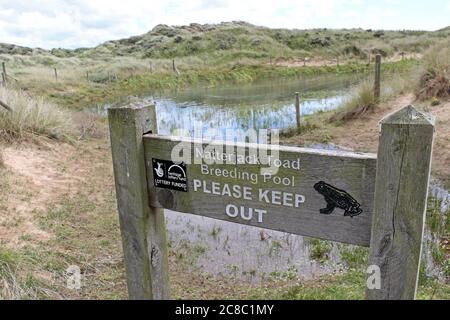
[416,43,450,100]
[330,81,376,122]
[0,87,73,142]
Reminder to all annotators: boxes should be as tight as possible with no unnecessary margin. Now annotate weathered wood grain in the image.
[366,105,435,300]
[144,135,377,246]
[108,104,170,300]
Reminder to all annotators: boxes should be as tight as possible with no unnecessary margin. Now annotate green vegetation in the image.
[0,21,447,109]
[330,69,417,122]
[308,239,333,264]
[339,246,369,269]
[416,42,450,100]
[250,270,450,300]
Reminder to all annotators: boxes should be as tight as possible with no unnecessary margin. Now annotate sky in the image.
[0,0,449,49]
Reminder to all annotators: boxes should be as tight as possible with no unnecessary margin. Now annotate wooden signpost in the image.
[108,104,435,300]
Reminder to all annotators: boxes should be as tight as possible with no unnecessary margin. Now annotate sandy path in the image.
[272,53,422,68]
[0,142,93,246]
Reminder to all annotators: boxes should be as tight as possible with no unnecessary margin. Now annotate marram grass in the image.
[0,87,72,141]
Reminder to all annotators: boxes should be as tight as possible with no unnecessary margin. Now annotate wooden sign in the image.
[144,136,376,246]
[108,104,435,300]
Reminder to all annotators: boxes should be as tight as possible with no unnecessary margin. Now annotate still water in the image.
[96,74,362,137]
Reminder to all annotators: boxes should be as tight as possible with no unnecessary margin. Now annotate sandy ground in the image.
[0,140,108,247]
[272,53,423,68]
[283,94,450,187]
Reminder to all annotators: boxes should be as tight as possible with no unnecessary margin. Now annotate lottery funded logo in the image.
[152,158,188,192]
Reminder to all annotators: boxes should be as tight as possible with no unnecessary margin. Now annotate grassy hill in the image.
[2,21,450,61]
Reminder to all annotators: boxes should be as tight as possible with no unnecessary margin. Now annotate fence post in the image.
[295,92,301,129]
[2,62,7,86]
[172,59,180,76]
[366,105,435,300]
[108,104,170,300]
[374,54,381,102]
[54,68,58,81]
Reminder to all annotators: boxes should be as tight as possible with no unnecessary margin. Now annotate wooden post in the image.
[2,62,7,86]
[108,105,170,300]
[374,54,381,102]
[0,99,13,112]
[54,68,58,81]
[295,92,301,129]
[172,59,180,76]
[86,71,89,81]
[367,105,435,300]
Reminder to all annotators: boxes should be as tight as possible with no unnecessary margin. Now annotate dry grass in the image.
[0,87,73,141]
[330,70,418,123]
[330,81,376,122]
[416,43,450,100]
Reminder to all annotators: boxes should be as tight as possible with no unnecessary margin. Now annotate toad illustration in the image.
[313,181,363,218]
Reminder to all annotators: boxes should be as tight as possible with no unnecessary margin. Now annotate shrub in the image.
[0,87,72,141]
[416,43,450,100]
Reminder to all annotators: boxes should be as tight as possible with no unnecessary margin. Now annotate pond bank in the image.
[281,94,450,189]
[50,59,417,109]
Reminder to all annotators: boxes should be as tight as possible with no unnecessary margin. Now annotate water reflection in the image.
[146,74,362,136]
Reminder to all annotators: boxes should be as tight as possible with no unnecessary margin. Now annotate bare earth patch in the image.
[0,142,84,246]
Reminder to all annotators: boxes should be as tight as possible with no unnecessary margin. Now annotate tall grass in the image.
[416,42,450,100]
[0,87,72,141]
[330,70,417,122]
[330,81,376,122]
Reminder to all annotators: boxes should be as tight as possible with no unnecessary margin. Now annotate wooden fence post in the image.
[295,92,301,129]
[2,62,7,86]
[374,54,381,102]
[172,59,180,76]
[108,104,170,300]
[366,105,435,300]
[54,68,58,81]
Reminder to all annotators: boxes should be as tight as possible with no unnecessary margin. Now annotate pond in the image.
[151,74,357,136]
[95,73,363,137]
